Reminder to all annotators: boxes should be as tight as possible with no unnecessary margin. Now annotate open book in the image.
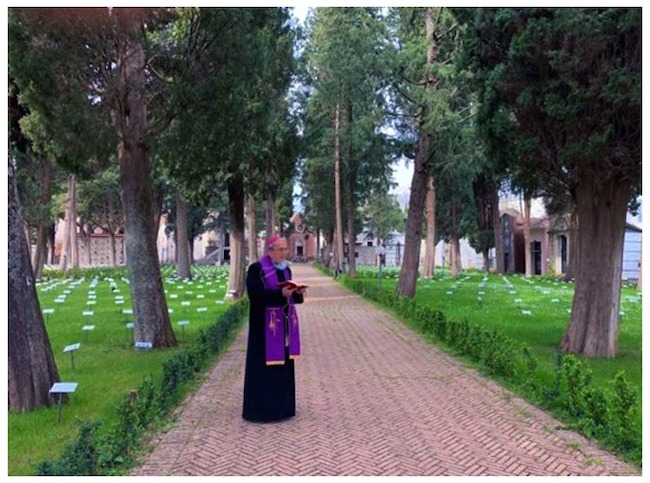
[279,280,309,290]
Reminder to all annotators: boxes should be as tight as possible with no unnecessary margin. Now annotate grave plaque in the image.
[82,325,95,340]
[49,382,78,423]
[63,343,81,370]
[43,308,54,323]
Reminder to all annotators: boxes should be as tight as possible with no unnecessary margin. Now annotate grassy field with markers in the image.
[361,267,641,389]
[8,265,234,476]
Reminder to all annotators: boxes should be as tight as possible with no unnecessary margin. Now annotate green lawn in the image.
[8,265,233,476]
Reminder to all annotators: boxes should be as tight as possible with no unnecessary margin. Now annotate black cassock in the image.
[242,261,304,422]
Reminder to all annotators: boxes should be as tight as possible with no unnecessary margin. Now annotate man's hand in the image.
[282,286,296,298]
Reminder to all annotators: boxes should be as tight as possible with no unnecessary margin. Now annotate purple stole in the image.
[260,255,301,365]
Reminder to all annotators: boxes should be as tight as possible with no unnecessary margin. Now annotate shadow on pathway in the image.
[133,263,639,476]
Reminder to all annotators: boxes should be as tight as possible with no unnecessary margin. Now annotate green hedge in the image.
[34,298,248,476]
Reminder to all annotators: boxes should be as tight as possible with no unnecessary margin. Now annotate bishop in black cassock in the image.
[242,236,305,423]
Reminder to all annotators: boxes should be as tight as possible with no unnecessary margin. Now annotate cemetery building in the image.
[287,213,318,262]
[46,201,640,283]
[53,219,126,267]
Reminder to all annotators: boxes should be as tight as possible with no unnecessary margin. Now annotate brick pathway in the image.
[133,264,639,476]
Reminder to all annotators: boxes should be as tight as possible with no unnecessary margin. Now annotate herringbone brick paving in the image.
[133,264,640,476]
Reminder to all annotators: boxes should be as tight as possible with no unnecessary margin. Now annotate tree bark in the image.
[176,193,191,280]
[8,157,60,412]
[47,223,55,265]
[109,232,117,266]
[59,175,73,272]
[69,176,79,269]
[333,104,345,274]
[33,225,49,279]
[345,102,357,278]
[32,158,54,279]
[247,193,258,263]
[523,194,532,277]
[346,189,356,278]
[227,174,246,298]
[492,189,504,274]
[81,225,92,266]
[397,132,430,296]
[561,177,631,357]
[151,181,164,239]
[423,174,436,279]
[450,203,461,278]
[397,7,437,298]
[565,205,579,281]
[117,15,176,348]
[264,181,276,237]
[451,234,462,277]
[482,250,489,271]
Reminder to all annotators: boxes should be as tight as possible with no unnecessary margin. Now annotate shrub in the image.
[36,421,100,475]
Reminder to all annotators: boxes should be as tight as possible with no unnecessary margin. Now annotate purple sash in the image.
[260,255,301,365]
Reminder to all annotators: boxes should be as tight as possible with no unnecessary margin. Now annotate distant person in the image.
[242,235,306,423]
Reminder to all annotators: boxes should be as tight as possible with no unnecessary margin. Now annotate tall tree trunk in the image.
[59,175,73,272]
[109,232,117,266]
[346,190,356,278]
[8,157,60,412]
[523,194,532,277]
[265,181,276,237]
[450,203,461,278]
[397,130,430,296]
[333,104,344,274]
[566,205,579,281]
[423,174,436,279]
[247,193,258,263]
[397,7,437,298]
[176,193,191,280]
[482,250,489,272]
[32,158,54,279]
[83,226,92,266]
[323,231,333,266]
[561,177,630,357]
[47,223,55,265]
[492,189,504,274]
[473,173,496,273]
[33,225,49,280]
[345,102,357,278]
[107,208,117,266]
[69,176,79,269]
[227,174,246,298]
[117,16,176,349]
[151,181,164,238]
[450,235,462,278]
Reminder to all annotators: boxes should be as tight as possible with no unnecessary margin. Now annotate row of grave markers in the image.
[37,269,231,421]
[421,273,640,318]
